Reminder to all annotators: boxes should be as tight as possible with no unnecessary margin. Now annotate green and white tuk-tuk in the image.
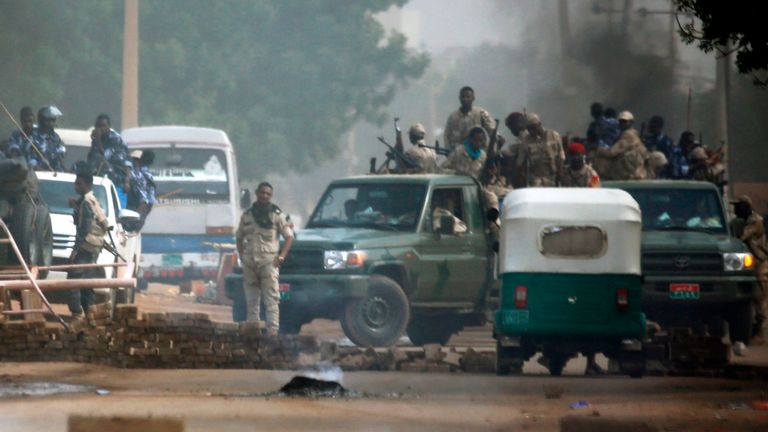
[494,188,647,376]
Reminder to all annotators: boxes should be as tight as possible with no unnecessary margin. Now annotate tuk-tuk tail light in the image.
[515,285,528,309]
[616,288,629,312]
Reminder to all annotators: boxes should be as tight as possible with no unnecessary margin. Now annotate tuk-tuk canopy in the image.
[500,188,641,275]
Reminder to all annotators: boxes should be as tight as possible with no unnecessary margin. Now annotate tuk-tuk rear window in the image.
[539,226,606,258]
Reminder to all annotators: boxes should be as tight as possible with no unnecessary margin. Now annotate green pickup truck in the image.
[226,174,498,347]
[604,180,759,343]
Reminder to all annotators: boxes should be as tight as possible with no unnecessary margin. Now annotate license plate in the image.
[279,283,290,300]
[162,254,183,266]
[670,283,700,299]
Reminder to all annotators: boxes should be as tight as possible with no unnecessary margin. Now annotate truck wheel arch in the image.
[371,265,411,296]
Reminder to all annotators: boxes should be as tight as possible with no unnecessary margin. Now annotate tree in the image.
[675,0,768,86]
[0,1,428,178]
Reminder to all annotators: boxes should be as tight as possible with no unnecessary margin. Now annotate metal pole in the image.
[122,0,139,129]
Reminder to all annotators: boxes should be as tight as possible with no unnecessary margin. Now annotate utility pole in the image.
[121,0,139,129]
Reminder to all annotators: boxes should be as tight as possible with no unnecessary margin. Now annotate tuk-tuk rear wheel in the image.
[496,342,524,375]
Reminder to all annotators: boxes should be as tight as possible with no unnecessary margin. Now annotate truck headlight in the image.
[723,252,754,271]
[323,250,367,270]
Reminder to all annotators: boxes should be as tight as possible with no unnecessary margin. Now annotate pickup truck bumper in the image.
[642,274,757,304]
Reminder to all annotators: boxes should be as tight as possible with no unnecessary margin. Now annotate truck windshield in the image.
[308,183,427,231]
[624,188,727,234]
[39,181,110,217]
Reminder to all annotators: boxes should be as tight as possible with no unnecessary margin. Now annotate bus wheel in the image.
[546,353,568,376]
[342,275,410,347]
[496,341,524,375]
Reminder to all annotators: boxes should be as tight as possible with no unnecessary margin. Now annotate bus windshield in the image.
[137,147,230,204]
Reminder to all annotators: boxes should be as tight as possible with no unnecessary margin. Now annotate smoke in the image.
[299,363,345,384]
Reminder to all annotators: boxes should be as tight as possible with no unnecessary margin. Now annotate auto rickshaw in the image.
[494,188,647,377]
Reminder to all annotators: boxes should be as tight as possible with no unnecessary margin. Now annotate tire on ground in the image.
[496,341,524,376]
[342,275,410,347]
[407,314,458,346]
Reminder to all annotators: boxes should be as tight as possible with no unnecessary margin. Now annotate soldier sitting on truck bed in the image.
[441,127,487,180]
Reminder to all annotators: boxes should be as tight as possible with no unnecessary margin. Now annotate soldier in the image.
[561,142,600,188]
[642,115,674,158]
[516,113,565,187]
[67,171,109,325]
[30,106,65,171]
[87,114,130,181]
[236,182,294,335]
[688,146,720,185]
[443,86,496,152]
[586,102,619,149]
[595,111,648,180]
[5,106,36,160]
[500,112,528,187]
[126,150,151,223]
[441,126,487,179]
[646,150,668,180]
[403,123,438,174]
[732,196,768,342]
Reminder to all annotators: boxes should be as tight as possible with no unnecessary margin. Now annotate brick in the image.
[560,416,658,432]
[68,415,185,431]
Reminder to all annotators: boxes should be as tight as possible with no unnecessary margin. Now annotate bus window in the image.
[137,147,230,204]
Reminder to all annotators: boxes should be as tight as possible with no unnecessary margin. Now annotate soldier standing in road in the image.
[236,182,294,335]
[30,106,65,171]
[732,196,768,343]
[67,171,109,325]
[515,113,564,187]
[403,123,438,174]
[443,86,496,152]
[595,111,648,180]
[441,126,488,180]
[561,142,600,188]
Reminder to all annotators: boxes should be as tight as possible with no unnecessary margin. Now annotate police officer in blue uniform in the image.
[30,106,65,171]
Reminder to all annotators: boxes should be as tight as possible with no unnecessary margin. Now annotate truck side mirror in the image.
[240,188,251,209]
[486,208,499,222]
[437,215,455,235]
[118,209,142,232]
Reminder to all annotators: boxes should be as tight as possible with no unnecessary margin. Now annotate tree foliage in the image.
[675,0,767,86]
[0,0,428,177]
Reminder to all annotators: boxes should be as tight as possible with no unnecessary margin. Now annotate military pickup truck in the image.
[604,180,759,344]
[226,174,498,347]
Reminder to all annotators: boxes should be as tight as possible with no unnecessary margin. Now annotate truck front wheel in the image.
[342,275,410,347]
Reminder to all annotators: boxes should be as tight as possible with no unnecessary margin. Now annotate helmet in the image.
[38,105,63,120]
[617,110,634,121]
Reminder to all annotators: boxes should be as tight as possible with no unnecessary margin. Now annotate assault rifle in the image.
[421,140,451,157]
[375,136,418,174]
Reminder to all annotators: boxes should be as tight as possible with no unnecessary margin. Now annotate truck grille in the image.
[53,234,75,250]
[281,249,324,274]
[642,252,722,274]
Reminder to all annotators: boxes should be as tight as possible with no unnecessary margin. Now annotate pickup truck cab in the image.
[227,174,498,347]
[604,180,758,343]
[36,171,142,305]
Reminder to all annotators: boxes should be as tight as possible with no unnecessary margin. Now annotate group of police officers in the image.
[2,106,157,324]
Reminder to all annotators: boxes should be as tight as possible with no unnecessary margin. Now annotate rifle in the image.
[394,117,404,154]
[486,118,501,164]
[421,140,451,157]
[376,136,418,173]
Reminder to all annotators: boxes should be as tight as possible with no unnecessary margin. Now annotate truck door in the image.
[412,187,484,306]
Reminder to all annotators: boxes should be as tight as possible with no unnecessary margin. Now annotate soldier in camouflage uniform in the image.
[500,112,528,188]
[595,111,648,180]
[403,123,438,174]
[236,182,294,335]
[515,113,564,187]
[68,171,109,324]
[443,86,496,152]
[733,196,768,342]
[441,126,487,179]
[561,142,600,188]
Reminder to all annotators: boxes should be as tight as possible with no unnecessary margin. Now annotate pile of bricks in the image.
[0,303,318,369]
[329,343,497,373]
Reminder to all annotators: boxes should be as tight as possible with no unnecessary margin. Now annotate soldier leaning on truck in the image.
[68,171,109,324]
[732,195,768,342]
[236,182,294,335]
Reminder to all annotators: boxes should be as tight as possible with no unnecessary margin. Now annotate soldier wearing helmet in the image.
[402,123,438,174]
[515,113,565,187]
[594,110,648,180]
[30,105,65,171]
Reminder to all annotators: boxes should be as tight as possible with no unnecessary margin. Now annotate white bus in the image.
[122,126,242,285]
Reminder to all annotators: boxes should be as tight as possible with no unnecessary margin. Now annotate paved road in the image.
[0,362,767,432]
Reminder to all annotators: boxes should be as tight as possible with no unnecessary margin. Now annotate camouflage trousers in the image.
[242,260,280,335]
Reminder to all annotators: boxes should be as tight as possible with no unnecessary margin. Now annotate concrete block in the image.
[21,290,44,322]
[319,341,338,361]
[560,416,658,432]
[68,415,184,432]
[441,350,461,367]
[423,344,443,362]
